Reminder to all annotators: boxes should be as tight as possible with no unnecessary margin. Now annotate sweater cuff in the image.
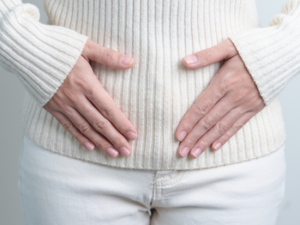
[228,23,300,106]
[0,2,89,107]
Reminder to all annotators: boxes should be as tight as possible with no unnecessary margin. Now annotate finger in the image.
[61,105,121,158]
[177,93,235,157]
[211,112,256,151]
[72,95,133,157]
[51,110,95,151]
[175,81,225,142]
[85,82,138,140]
[183,39,237,69]
[188,107,245,158]
[187,108,242,158]
[83,39,135,69]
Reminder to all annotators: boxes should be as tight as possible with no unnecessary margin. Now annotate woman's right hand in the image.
[43,39,137,158]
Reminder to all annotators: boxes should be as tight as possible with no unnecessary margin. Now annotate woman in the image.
[0,0,298,224]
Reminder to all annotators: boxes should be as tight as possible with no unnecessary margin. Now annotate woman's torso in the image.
[21,0,286,170]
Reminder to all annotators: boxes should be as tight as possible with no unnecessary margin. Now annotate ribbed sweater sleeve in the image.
[229,0,300,106]
[0,0,89,107]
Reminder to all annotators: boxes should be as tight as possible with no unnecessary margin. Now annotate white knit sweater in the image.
[0,0,299,170]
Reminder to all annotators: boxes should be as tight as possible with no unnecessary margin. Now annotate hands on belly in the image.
[42,39,138,158]
[43,38,265,160]
[176,39,265,159]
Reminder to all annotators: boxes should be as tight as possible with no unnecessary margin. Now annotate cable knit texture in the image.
[1,0,299,170]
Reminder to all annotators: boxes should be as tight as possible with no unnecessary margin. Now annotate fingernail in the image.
[107,147,119,158]
[119,147,130,157]
[192,148,202,158]
[84,141,94,151]
[178,131,187,141]
[214,142,222,151]
[120,55,133,66]
[180,147,190,157]
[185,55,198,65]
[126,131,137,140]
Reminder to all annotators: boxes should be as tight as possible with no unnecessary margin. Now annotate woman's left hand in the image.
[176,39,266,159]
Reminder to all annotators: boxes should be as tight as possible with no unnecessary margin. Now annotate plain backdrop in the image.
[0,0,299,224]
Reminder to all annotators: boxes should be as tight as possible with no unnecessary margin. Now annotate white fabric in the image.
[18,134,286,225]
[1,0,295,170]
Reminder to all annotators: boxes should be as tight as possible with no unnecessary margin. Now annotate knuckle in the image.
[85,85,98,99]
[195,103,210,116]
[104,49,118,64]
[214,88,225,100]
[201,49,213,64]
[93,120,107,131]
[78,123,91,133]
[73,75,89,90]
[84,87,93,98]
[216,121,231,133]
[62,122,73,131]
[202,116,215,130]
[101,106,114,118]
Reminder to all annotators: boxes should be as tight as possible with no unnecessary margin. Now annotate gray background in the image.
[0,0,299,224]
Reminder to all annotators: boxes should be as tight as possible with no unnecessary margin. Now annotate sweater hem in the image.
[22,131,286,171]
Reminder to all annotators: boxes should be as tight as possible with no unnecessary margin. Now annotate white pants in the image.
[18,134,286,225]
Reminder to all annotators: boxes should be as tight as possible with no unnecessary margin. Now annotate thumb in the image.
[82,39,135,69]
[183,39,237,69]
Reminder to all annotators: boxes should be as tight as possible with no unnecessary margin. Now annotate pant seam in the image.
[156,170,186,188]
[150,171,158,207]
